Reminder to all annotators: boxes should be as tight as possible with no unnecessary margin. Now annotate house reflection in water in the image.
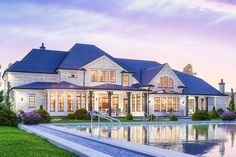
[81,124,236,156]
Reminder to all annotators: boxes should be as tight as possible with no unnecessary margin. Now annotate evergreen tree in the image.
[229,88,235,111]
[4,82,12,109]
[183,64,197,76]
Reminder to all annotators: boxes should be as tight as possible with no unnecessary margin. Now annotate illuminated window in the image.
[123,97,128,113]
[67,92,73,112]
[158,76,174,88]
[76,93,81,110]
[122,75,129,86]
[132,94,135,112]
[173,97,177,111]
[98,94,108,112]
[161,97,166,111]
[99,70,109,82]
[110,71,116,83]
[154,97,160,112]
[29,96,35,108]
[82,93,86,109]
[112,95,119,111]
[68,72,77,78]
[167,97,172,111]
[136,94,141,112]
[176,98,180,111]
[88,93,95,110]
[58,92,64,112]
[50,93,55,112]
[91,70,97,82]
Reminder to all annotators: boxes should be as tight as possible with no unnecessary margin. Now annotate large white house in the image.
[2,43,227,117]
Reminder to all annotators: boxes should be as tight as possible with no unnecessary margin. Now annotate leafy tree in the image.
[183,64,197,76]
[4,82,12,109]
[229,88,235,111]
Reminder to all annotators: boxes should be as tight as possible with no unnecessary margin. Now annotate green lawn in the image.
[0,126,77,157]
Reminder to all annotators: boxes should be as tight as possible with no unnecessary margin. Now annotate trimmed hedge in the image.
[67,113,75,120]
[192,110,209,121]
[0,109,17,126]
[35,108,51,123]
[74,109,90,120]
[125,113,133,120]
[170,115,178,121]
[149,114,156,121]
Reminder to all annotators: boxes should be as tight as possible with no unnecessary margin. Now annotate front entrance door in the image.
[98,94,108,113]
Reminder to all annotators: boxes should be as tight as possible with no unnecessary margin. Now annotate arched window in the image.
[158,76,174,88]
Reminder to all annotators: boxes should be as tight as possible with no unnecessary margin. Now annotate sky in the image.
[0,0,236,91]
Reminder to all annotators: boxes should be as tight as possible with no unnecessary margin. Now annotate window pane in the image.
[91,70,97,82]
[50,93,55,112]
[161,97,166,111]
[99,70,109,82]
[169,78,173,88]
[82,93,86,109]
[67,92,73,112]
[158,77,163,88]
[136,94,141,112]
[173,97,176,111]
[112,95,119,111]
[122,75,129,86]
[123,97,128,113]
[132,94,135,112]
[163,76,168,88]
[167,97,172,111]
[29,96,35,108]
[58,92,64,112]
[98,94,108,112]
[76,93,81,110]
[154,97,160,112]
[110,71,116,83]
[176,98,180,111]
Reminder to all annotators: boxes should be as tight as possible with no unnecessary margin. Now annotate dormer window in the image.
[68,72,78,78]
[158,76,173,88]
[122,74,129,86]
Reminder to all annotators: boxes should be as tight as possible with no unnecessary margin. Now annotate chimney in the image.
[219,79,225,94]
[40,43,46,50]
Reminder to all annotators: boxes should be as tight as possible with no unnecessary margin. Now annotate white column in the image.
[214,96,217,109]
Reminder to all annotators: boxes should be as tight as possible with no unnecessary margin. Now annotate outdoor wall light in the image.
[21,97,23,101]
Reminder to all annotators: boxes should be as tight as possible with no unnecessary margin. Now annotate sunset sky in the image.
[0,0,236,91]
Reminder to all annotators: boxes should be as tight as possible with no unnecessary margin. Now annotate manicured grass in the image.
[0,126,77,157]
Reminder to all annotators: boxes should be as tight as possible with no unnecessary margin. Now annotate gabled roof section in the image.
[13,81,84,90]
[59,43,132,72]
[115,58,161,82]
[174,70,225,96]
[141,64,166,85]
[6,49,67,74]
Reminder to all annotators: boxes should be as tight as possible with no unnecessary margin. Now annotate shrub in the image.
[170,115,178,121]
[217,108,224,116]
[35,108,51,123]
[125,113,133,120]
[149,114,156,121]
[208,110,220,119]
[0,109,17,126]
[17,109,24,114]
[192,110,209,121]
[22,112,41,125]
[74,109,89,120]
[67,113,75,119]
[222,111,236,121]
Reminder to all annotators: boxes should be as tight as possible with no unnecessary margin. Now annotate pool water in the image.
[59,122,236,157]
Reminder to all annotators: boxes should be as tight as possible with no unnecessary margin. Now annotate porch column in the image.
[195,96,199,111]
[108,91,113,117]
[47,91,50,112]
[143,93,148,113]
[127,92,131,114]
[186,96,189,116]
[89,91,93,112]
[205,97,209,111]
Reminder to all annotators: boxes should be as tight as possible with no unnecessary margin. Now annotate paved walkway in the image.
[19,124,196,157]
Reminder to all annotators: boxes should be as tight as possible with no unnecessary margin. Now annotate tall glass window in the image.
[167,97,172,111]
[50,93,55,112]
[110,71,116,83]
[82,93,86,109]
[99,70,109,82]
[154,97,160,112]
[112,95,119,111]
[136,94,141,112]
[158,76,174,88]
[161,97,166,111]
[132,94,135,112]
[173,97,177,111]
[67,92,73,112]
[76,93,81,110]
[58,92,64,112]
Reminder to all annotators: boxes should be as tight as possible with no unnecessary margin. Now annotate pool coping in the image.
[41,123,197,157]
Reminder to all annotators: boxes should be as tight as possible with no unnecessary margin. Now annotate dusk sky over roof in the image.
[1,0,236,91]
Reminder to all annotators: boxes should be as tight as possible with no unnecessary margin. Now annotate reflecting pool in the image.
[59,122,236,157]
